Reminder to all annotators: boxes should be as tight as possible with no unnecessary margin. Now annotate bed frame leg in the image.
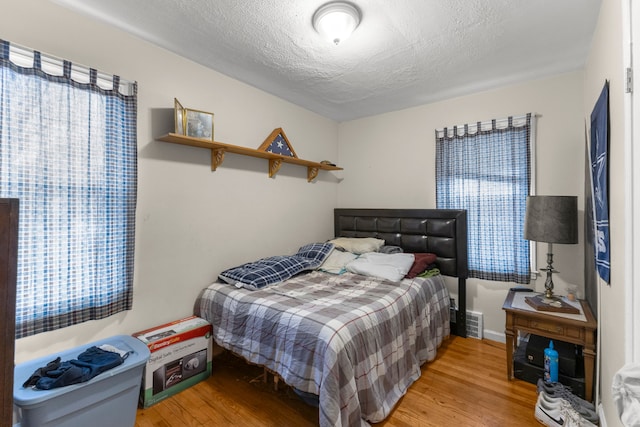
[262,367,280,391]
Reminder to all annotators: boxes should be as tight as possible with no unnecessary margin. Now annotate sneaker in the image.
[535,393,567,426]
[539,392,599,425]
[535,395,599,427]
[561,401,599,427]
[537,378,596,411]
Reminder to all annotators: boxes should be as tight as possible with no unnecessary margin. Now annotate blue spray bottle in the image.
[544,340,559,383]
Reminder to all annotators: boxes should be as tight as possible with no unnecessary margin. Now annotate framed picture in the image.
[174,98,185,135]
[186,108,214,141]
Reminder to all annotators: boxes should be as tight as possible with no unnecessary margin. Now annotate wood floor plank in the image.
[135,337,540,426]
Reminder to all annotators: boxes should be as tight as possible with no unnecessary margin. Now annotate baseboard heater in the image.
[465,310,483,339]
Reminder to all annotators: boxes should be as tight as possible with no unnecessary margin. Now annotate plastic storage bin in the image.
[13,334,150,427]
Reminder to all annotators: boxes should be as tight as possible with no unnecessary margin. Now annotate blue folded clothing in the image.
[23,346,128,390]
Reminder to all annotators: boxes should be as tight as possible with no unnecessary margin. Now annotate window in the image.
[0,41,137,338]
[435,114,533,284]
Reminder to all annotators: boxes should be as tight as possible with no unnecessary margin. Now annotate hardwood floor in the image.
[134,336,540,426]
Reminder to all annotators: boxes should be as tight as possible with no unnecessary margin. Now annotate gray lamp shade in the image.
[524,196,578,244]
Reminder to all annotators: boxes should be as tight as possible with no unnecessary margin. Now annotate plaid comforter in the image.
[195,271,450,427]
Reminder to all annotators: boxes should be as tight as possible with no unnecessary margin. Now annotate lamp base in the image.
[540,250,558,300]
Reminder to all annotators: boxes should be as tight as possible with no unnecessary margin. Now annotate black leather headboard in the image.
[334,208,469,337]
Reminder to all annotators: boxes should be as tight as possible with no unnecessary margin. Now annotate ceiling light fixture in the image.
[312,2,361,45]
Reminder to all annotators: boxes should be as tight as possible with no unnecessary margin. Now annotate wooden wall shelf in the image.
[158,133,342,182]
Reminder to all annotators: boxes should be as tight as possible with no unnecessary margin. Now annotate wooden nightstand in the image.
[502,290,597,402]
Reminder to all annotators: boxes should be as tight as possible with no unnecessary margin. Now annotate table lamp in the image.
[524,196,578,299]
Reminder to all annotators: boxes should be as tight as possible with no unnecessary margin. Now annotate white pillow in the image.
[328,237,385,254]
[345,252,415,282]
[318,249,359,274]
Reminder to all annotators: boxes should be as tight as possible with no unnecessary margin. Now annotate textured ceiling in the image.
[53,0,601,122]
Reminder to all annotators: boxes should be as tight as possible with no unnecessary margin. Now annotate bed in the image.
[194,208,468,427]
[333,208,468,337]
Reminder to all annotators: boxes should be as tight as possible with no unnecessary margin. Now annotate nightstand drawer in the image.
[516,317,563,334]
[515,317,584,340]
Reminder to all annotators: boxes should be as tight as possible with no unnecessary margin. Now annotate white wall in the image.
[338,72,586,337]
[5,0,340,363]
[583,0,627,425]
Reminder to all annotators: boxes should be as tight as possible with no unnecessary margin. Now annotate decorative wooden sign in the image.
[524,295,580,314]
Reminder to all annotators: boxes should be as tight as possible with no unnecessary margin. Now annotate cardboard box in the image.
[133,316,212,408]
[14,335,150,427]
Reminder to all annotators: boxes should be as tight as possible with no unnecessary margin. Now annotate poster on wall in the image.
[589,81,610,284]
[584,139,598,316]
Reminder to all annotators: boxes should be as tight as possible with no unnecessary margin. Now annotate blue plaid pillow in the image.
[295,242,335,261]
[219,242,334,290]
